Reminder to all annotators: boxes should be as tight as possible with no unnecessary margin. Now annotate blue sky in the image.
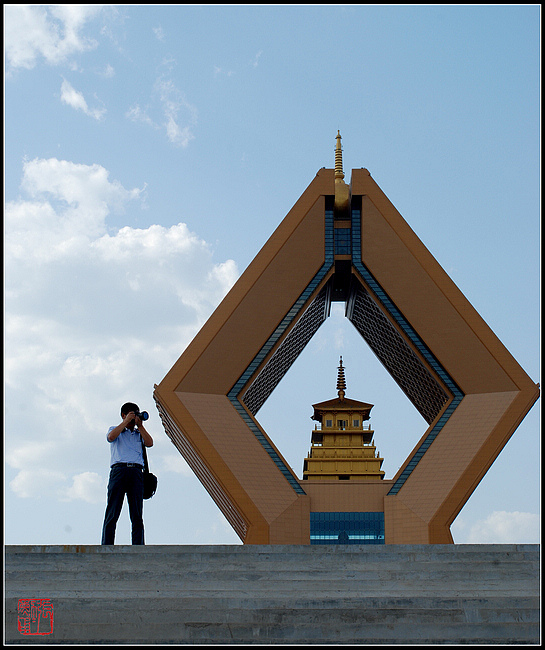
[4,5,540,546]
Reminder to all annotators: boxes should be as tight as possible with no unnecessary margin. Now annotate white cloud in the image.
[10,469,67,499]
[5,157,238,504]
[6,157,143,263]
[206,259,239,299]
[6,440,67,499]
[5,5,102,72]
[6,440,59,472]
[153,26,165,42]
[8,455,104,504]
[60,78,106,120]
[155,77,198,147]
[454,511,540,544]
[214,65,235,77]
[63,472,106,504]
[126,104,158,129]
[160,454,193,476]
[104,63,115,78]
[126,60,198,147]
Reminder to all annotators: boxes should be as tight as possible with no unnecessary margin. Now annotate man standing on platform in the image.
[101,402,153,545]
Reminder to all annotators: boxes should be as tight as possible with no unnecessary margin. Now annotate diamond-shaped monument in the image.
[154,133,539,545]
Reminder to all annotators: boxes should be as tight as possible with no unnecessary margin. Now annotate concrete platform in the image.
[4,544,540,644]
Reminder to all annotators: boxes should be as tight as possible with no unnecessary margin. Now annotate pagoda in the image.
[303,358,385,481]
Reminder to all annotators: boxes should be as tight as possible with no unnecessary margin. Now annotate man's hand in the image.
[124,411,137,427]
[108,411,137,441]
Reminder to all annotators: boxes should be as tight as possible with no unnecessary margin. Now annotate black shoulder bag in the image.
[141,437,157,499]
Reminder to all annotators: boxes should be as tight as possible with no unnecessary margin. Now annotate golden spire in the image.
[334,131,350,215]
[335,130,345,181]
[336,356,346,400]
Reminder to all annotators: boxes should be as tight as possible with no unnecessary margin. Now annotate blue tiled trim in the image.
[350,206,464,496]
[227,204,335,496]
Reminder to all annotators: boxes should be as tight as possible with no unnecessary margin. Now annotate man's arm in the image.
[107,412,135,442]
[138,419,154,447]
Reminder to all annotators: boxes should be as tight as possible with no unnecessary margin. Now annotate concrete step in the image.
[5,544,540,644]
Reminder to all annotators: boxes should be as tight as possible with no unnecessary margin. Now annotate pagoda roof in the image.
[311,397,373,421]
[312,396,373,411]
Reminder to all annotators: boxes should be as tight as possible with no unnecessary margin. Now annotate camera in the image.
[135,410,149,421]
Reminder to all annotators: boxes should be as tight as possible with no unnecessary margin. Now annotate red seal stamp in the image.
[17,598,54,636]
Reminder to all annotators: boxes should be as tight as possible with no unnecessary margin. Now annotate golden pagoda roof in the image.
[311,397,373,421]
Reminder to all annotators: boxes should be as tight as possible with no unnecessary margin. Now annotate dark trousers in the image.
[101,465,144,545]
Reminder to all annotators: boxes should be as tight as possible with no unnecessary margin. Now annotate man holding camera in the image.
[101,402,154,545]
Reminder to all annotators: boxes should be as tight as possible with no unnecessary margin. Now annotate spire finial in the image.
[336,356,346,400]
[334,131,350,215]
[335,130,344,181]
